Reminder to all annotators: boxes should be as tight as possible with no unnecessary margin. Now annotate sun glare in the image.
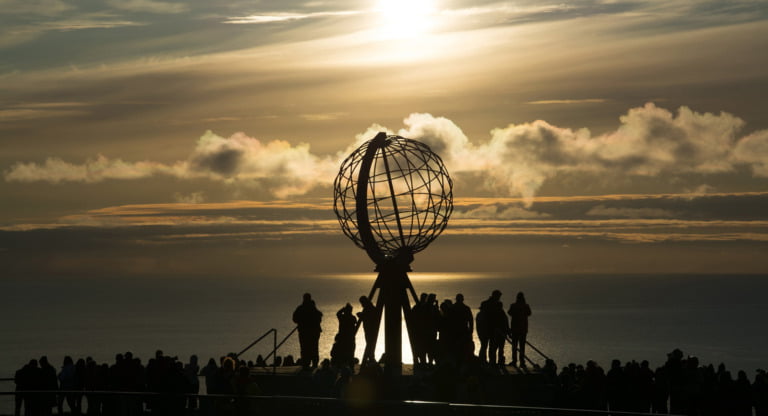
[373,0,438,39]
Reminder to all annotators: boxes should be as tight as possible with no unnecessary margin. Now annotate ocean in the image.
[2,272,767,382]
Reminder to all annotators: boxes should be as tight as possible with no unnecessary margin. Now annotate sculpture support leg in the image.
[383,268,402,375]
[362,265,417,378]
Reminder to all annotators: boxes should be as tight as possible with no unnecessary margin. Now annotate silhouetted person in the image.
[58,356,78,415]
[38,356,57,416]
[425,293,441,364]
[184,355,200,410]
[15,359,37,416]
[480,290,507,366]
[411,293,429,365]
[583,360,607,410]
[447,293,474,364]
[507,291,532,367]
[475,305,490,364]
[331,303,357,368]
[293,293,323,368]
[357,295,377,365]
[665,348,685,414]
[754,370,768,416]
[437,299,455,364]
[73,358,86,414]
[733,370,753,416]
[607,359,627,411]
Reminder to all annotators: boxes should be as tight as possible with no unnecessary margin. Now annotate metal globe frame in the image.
[333,132,453,376]
[334,133,453,263]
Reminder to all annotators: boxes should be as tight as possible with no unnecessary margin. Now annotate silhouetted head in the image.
[516,292,525,303]
[303,293,312,303]
[420,293,428,302]
[28,359,38,368]
[427,293,436,302]
[359,295,370,307]
[40,356,49,367]
[155,350,164,359]
[190,355,198,364]
[222,357,236,371]
[455,293,464,303]
[63,356,74,366]
[125,351,133,360]
[491,289,502,300]
[343,303,352,313]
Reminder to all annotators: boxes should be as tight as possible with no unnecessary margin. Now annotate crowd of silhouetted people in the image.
[294,290,531,372]
[12,350,274,416]
[542,349,768,415]
[11,289,768,415]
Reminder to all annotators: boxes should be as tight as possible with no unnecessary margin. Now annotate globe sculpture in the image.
[333,132,453,375]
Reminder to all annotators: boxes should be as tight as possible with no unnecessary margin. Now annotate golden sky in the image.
[2,0,768,277]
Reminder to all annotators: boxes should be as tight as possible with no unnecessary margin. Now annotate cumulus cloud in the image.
[732,129,768,177]
[5,103,768,203]
[186,130,338,197]
[393,103,766,206]
[5,130,337,198]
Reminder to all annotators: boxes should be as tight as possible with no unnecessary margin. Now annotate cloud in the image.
[106,0,189,14]
[526,99,607,105]
[173,191,205,204]
[186,130,338,197]
[0,16,143,48]
[586,205,676,218]
[4,155,177,183]
[453,204,550,220]
[5,130,337,198]
[5,103,768,204]
[224,10,360,24]
[732,129,768,177]
[0,102,90,122]
[395,103,765,205]
[300,112,348,121]
[0,0,72,16]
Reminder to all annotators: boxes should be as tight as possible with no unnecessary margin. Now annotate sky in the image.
[2,0,768,278]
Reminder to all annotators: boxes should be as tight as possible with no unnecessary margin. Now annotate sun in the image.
[373,0,438,40]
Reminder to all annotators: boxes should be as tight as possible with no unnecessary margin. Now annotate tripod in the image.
[357,257,419,377]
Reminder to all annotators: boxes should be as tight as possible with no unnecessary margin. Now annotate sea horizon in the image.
[2,271,767,379]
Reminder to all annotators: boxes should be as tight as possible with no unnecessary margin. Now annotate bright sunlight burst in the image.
[373,0,438,39]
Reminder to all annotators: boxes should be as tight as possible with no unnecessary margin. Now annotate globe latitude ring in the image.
[333,132,453,265]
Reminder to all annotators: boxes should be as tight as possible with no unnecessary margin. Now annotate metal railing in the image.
[234,326,300,373]
[263,326,298,362]
[0,390,685,416]
[506,336,552,369]
[235,328,277,375]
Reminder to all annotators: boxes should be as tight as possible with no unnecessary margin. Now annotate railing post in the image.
[272,328,277,376]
